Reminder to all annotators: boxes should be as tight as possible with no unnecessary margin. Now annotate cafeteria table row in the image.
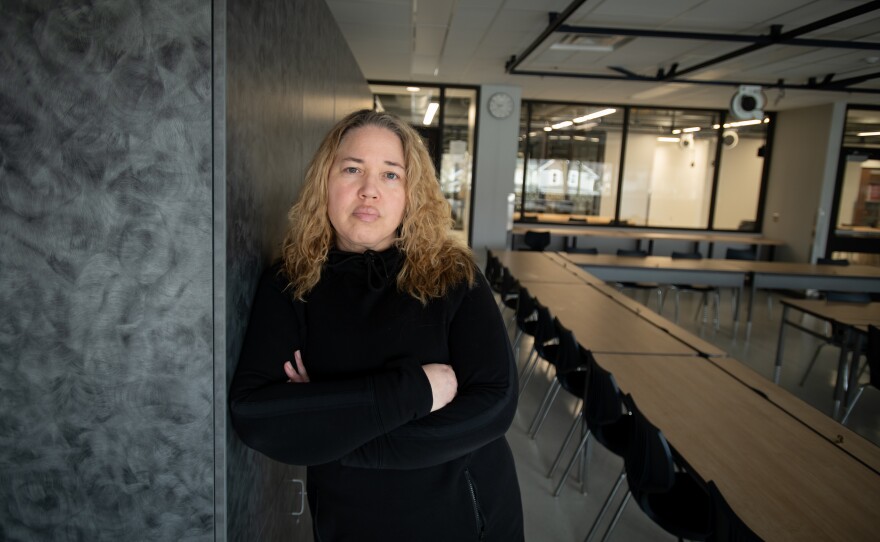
[559,251,880,338]
[774,298,880,420]
[510,224,784,260]
[492,249,880,541]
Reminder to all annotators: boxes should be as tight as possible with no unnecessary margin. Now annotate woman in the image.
[229,109,523,541]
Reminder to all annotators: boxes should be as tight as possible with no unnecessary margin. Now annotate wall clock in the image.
[488,92,514,119]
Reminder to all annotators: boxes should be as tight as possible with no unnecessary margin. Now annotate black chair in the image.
[570,247,599,255]
[519,302,559,394]
[523,230,551,251]
[496,270,520,323]
[661,251,720,330]
[528,319,588,440]
[520,214,539,223]
[484,250,503,294]
[707,480,763,542]
[841,324,880,425]
[511,286,539,356]
[553,356,631,499]
[597,395,711,542]
[612,249,663,310]
[798,290,872,387]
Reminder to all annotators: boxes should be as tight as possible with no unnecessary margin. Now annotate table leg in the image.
[746,276,757,340]
[732,284,743,340]
[844,333,865,412]
[832,328,853,420]
[773,304,790,384]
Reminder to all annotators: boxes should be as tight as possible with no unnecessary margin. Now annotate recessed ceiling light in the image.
[406,86,420,92]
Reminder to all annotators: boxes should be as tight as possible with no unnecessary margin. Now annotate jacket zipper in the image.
[464,468,485,540]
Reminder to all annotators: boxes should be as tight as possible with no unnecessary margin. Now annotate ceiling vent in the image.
[551,34,632,52]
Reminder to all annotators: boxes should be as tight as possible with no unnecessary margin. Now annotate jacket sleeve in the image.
[228,266,434,466]
[340,271,519,469]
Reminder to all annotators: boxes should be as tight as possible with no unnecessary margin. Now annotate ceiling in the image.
[324,0,880,111]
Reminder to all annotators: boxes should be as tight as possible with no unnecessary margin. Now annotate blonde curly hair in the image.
[281,109,475,303]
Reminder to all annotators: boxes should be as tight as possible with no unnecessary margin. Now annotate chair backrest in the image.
[572,247,599,254]
[868,325,880,389]
[520,214,539,223]
[568,217,588,223]
[552,318,582,374]
[585,357,628,429]
[524,230,551,251]
[707,481,763,542]
[725,247,757,261]
[484,252,502,286]
[622,394,675,495]
[671,251,703,260]
[817,257,849,266]
[515,286,538,326]
[533,303,559,359]
[617,249,648,258]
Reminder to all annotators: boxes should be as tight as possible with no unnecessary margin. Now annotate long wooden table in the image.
[498,251,724,356]
[520,281,698,356]
[593,353,880,541]
[774,298,880,418]
[511,224,783,259]
[560,252,880,337]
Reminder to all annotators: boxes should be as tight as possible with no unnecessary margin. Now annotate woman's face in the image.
[327,125,407,253]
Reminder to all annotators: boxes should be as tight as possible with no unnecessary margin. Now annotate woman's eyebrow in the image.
[339,156,403,170]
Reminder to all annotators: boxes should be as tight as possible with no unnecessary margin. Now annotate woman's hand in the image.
[422,363,457,412]
[284,350,310,383]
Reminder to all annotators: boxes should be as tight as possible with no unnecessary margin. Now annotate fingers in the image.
[294,350,310,382]
[284,350,310,384]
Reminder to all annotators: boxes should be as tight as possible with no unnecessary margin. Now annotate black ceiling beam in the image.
[671,0,880,79]
[556,23,880,51]
[505,0,591,73]
[507,68,880,95]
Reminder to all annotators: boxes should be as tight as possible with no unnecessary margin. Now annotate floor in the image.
[503,286,880,542]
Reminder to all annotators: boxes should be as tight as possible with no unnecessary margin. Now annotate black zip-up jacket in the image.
[230,247,524,541]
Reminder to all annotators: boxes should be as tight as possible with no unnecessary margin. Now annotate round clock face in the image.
[488,92,514,119]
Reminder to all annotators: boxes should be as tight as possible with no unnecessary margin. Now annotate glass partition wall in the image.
[828,106,880,257]
[517,100,771,232]
[371,83,478,244]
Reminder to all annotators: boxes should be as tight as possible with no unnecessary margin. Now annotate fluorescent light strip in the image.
[573,108,617,123]
[682,127,701,133]
[551,120,573,129]
[657,137,680,142]
[724,119,763,128]
[857,131,880,137]
[423,102,439,125]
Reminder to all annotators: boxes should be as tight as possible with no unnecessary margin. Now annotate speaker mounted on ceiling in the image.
[730,85,765,120]
[722,130,739,148]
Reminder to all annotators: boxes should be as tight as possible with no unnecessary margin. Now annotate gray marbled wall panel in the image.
[223,0,371,540]
[0,1,214,540]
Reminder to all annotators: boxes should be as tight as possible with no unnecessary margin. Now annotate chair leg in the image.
[529,380,561,438]
[673,290,681,323]
[554,428,592,497]
[600,489,632,542]
[799,343,827,386]
[519,352,542,392]
[548,411,583,478]
[583,467,627,541]
[841,386,867,424]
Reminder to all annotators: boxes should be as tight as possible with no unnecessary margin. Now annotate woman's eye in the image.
[384,172,400,181]
[344,167,359,174]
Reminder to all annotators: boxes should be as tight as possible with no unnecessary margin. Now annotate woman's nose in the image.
[358,174,379,199]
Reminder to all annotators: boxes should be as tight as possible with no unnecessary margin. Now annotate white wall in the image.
[714,137,765,229]
[763,102,846,262]
[472,85,522,251]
